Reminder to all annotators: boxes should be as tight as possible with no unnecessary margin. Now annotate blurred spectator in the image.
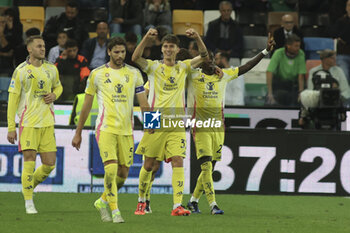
[331,0,350,83]
[188,40,199,58]
[14,27,40,66]
[0,8,23,75]
[124,31,138,65]
[81,22,109,70]
[109,0,143,36]
[272,14,303,54]
[55,39,90,102]
[266,34,306,107]
[298,0,330,13]
[176,48,192,60]
[43,0,89,52]
[215,51,245,106]
[144,0,171,33]
[308,49,350,101]
[205,1,243,58]
[143,25,168,60]
[47,31,68,63]
[329,0,347,25]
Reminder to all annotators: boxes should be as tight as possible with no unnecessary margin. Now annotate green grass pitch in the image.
[0,192,349,233]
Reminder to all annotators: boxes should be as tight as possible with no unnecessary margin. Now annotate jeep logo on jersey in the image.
[168,77,175,84]
[115,84,123,93]
[38,80,45,89]
[206,82,214,90]
[125,74,129,83]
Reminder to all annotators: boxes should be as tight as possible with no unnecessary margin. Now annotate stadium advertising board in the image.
[190,129,350,196]
[0,128,191,194]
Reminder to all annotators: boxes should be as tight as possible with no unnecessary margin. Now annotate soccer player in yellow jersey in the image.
[72,37,151,223]
[7,35,63,214]
[186,34,275,215]
[132,28,209,216]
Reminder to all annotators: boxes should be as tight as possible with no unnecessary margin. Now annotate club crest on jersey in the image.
[125,74,129,83]
[206,82,214,90]
[168,77,175,84]
[38,80,45,89]
[115,84,123,93]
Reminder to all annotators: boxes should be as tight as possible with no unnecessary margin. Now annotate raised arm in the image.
[72,94,94,150]
[186,28,209,68]
[238,33,275,76]
[132,28,158,70]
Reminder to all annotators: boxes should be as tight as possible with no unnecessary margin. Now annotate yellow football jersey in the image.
[143,59,191,117]
[8,60,61,128]
[85,63,144,135]
[187,67,239,121]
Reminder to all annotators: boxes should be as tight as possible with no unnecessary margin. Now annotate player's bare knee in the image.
[117,165,129,179]
[171,156,183,167]
[22,150,36,161]
[144,156,155,171]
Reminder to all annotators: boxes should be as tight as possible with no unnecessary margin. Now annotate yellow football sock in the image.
[22,161,35,200]
[116,176,126,190]
[33,164,55,188]
[104,163,118,211]
[101,192,107,202]
[146,180,154,200]
[192,172,204,200]
[138,167,152,201]
[172,167,184,205]
[200,161,216,205]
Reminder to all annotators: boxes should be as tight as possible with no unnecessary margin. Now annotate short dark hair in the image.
[25,27,41,37]
[108,37,126,51]
[176,48,192,60]
[65,39,78,49]
[57,30,68,36]
[286,34,301,45]
[66,0,79,9]
[219,52,230,62]
[161,34,180,46]
[26,35,43,46]
[124,32,137,44]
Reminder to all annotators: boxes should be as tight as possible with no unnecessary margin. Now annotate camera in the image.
[299,70,345,130]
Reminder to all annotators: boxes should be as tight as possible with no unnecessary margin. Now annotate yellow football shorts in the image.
[19,126,56,153]
[193,129,224,161]
[96,131,134,166]
[135,129,186,161]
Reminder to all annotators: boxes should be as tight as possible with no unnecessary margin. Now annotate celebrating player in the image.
[132,28,209,216]
[186,34,275,214]
[72,37,151,223]
[7,35,63,214]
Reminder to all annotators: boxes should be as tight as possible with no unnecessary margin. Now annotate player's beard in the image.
[112,57,124,68]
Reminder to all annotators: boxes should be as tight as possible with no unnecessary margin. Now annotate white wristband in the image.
[262,49,269,56]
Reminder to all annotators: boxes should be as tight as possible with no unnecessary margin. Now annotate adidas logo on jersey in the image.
[28,74,35,79]
[104,78,111,84]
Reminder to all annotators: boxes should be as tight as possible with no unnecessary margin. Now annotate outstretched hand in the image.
[266,33,276,52]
